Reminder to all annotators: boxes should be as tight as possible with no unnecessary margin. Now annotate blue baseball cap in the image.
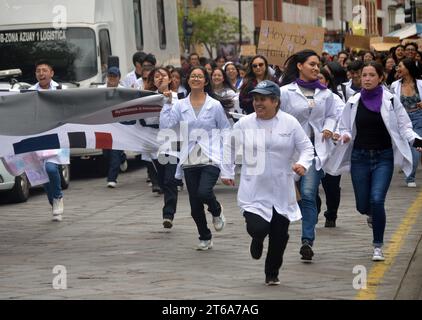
[249,80,280,98]
[107,66,121,77]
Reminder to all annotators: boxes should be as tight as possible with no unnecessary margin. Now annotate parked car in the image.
[0,161,70,203]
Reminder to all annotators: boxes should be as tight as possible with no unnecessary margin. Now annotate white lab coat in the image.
[340,80,358,103]
[29,80,70,165]
[160,93,231,179]
[122,70,142,89]
[221,110,314,222]
[390,79,422,101]
[279,82,337,171]
[333,93,346,134]
[325,89,420,177]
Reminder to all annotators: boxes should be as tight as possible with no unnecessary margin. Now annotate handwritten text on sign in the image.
[257,21,325,67]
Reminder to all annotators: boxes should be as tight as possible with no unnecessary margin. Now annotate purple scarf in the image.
[360,85,383,113]
[296,78,327,90]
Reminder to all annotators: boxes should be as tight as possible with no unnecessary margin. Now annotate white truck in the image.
[0,0,181,174]
[0,0,181,88]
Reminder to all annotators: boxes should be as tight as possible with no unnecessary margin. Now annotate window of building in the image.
[157,0,167,49]
[133,0,144,50]
[326,0,333,20]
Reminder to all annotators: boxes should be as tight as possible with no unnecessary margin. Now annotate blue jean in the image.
[406,110,422,183]
[103,150,125,183]
[43,162,63,205]
[350,148,394,247]
[298,160,324,246]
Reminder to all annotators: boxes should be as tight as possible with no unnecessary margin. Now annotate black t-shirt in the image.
[354,100,392,150]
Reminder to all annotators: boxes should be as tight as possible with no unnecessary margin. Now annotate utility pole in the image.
[238,0,242,48]
[340,0,344,50]
[183,0,189,54]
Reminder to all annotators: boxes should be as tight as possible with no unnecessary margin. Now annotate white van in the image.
[0,0,180,89]
[0,0,180,167]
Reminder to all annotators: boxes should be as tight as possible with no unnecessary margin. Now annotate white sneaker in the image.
[196,240,213,251]
[52,214,62,222]
[407,182,417,188]
[52,198,64,215]
[372,247,385,261]
[107,181,117,188]
[120,160,128,172]
[212,210,226,232]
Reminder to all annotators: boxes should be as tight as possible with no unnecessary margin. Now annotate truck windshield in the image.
[0,27,97,84]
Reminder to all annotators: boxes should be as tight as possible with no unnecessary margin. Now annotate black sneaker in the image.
[152,185,161,193]
[265,276,280,286]
[324,219,336,228]
[250,238,263,260]
[163,218,173,229]
[367,215,373,229]
[300,242,314,262]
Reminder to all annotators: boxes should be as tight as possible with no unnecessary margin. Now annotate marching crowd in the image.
[26,42,422,286]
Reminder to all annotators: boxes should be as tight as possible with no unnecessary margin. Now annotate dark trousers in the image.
[183,165,222,241]
[153,157,178,220]
[316,174,342,222]
[146,161,160,189]
[103,150,125,183]
[244,209,290,278]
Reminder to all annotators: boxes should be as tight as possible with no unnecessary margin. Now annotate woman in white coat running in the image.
[331,61,422,261]
[315,68,346,228]
[390,58,422,187]
[160,66,231,250]
[221,80,314,285]
[279,50,338,262]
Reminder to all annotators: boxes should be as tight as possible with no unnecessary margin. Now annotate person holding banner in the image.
[279,50,337,262]
[30,60,70,222]
[160,66,231,250]
[146,67,181,229]
[98,67,127,189]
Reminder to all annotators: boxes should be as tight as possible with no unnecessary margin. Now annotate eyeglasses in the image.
[406,48,416,52]
[189,74,205,80]
[252,63,265,69]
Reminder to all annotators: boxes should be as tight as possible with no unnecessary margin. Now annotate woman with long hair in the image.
[211,67,240,117]
[160,66,231,250]
[280,49,338,262]
[239,55,278,115]
[170,68,187,98]
[223,62,243,90]
[144,67,183,229]
[331,62,422,261]
[390,58,422,187]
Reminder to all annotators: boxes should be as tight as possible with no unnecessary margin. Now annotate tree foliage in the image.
[178,7,242,58]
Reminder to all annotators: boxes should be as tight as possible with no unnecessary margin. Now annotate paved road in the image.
[0,161,421,300]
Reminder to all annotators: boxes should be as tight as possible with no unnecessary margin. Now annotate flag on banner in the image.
[0,122,162,186]
[0,122,162,158]
[0,88,164,136]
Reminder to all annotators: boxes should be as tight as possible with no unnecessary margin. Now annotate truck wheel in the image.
[60,164,70,190]
[9,174,30,203]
